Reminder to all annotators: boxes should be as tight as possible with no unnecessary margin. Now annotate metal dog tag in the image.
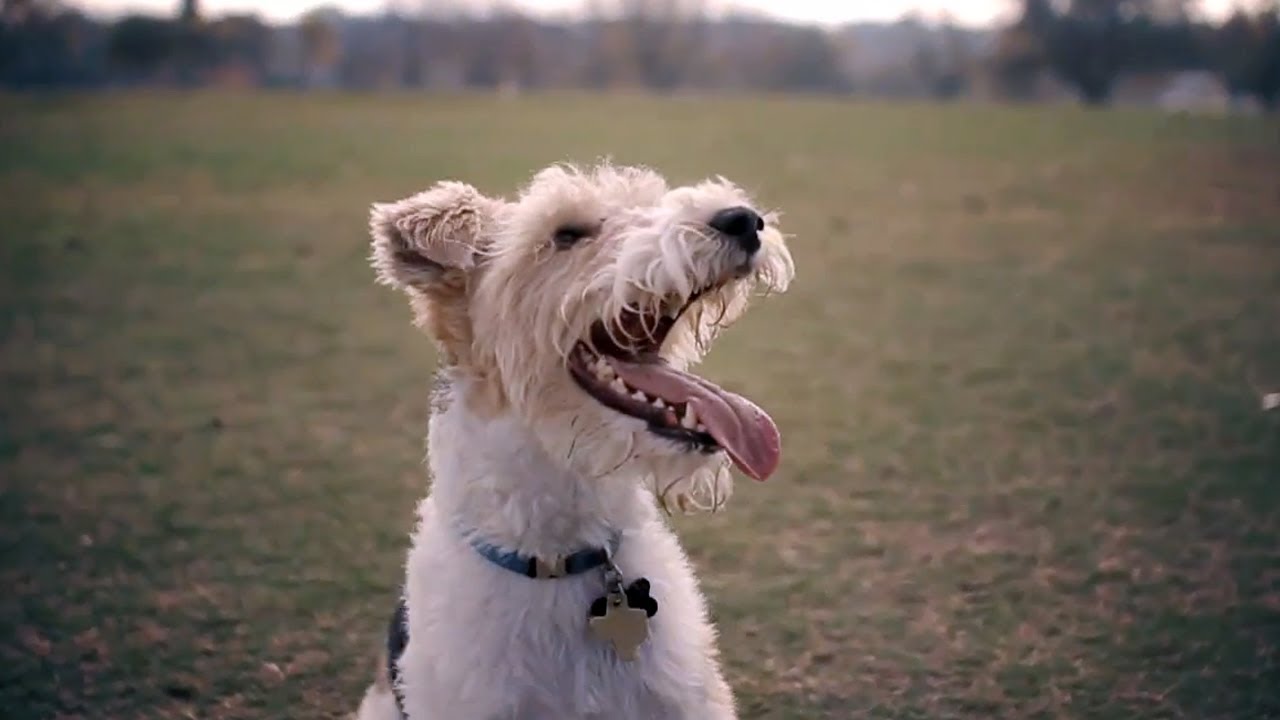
[589,590,649,661]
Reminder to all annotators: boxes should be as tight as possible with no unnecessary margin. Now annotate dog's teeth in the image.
[682,406,698,429]
[652,398,665,409]
[610,379,627,394]
[696,423,707,433]
[631,391,646,402]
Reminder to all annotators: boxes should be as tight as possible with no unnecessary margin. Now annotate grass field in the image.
[1,92,1278,719]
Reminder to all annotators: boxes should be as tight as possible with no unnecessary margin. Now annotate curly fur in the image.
[353,162,795,720]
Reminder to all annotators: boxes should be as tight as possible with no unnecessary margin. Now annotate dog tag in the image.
[589,579,658,619]
[589,590,649,661]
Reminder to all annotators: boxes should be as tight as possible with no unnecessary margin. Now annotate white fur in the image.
[354,163,794,719]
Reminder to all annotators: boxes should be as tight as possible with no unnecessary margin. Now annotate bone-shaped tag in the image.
[588,593,649,661]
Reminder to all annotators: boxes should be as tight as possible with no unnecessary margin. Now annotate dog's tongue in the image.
[606,358,781,481]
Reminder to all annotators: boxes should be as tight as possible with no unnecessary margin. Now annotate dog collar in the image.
[463,530,622,580]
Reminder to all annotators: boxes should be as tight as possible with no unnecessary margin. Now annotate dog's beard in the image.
[642,454,734,514]
[498,281,776,514]
[532,398,734,514]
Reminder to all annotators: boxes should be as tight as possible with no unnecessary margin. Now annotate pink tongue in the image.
[606,358,781,481]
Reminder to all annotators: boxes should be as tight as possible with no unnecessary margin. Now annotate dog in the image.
[354,162,795,720]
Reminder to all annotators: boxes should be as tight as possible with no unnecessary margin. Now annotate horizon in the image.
[70,0,1245,28]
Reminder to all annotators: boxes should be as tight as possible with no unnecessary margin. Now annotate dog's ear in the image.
[369,181,495,290]
[369,182,501,372]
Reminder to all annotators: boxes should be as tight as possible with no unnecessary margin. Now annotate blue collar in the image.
[463,530,622,579]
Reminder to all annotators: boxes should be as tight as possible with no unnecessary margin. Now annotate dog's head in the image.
[371,163,794,510]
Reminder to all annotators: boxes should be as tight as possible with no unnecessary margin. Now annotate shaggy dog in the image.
[354,162,795,720]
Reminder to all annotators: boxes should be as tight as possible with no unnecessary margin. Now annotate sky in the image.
[76,0,1242,27]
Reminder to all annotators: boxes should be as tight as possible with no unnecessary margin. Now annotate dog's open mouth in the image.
[567,284,781,481]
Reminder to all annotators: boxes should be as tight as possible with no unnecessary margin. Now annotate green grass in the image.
[1,92,1278,719]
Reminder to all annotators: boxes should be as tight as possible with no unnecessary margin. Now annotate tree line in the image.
[2,0,1277,109]
[991,0,1279,107]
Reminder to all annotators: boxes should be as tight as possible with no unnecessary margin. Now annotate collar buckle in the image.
[532,555,567,579]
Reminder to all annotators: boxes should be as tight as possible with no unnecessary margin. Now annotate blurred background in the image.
[2,1,1279,720]
[1,0,1278,108]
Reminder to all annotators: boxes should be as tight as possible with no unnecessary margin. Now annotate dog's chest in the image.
[399,513,706,719]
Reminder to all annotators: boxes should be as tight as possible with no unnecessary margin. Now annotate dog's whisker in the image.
[565,416,581,460]
[657,473,686,515]
[591,438,635,480]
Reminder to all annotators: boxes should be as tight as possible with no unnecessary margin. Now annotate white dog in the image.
[354,162,795,720]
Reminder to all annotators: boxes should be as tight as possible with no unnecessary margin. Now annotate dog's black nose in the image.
[708,206,763,254]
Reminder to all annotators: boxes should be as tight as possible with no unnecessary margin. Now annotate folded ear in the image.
[369,181,496,290]
[369,181,502,371]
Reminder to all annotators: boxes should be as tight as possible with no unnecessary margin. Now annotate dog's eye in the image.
[553,225,592,249]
